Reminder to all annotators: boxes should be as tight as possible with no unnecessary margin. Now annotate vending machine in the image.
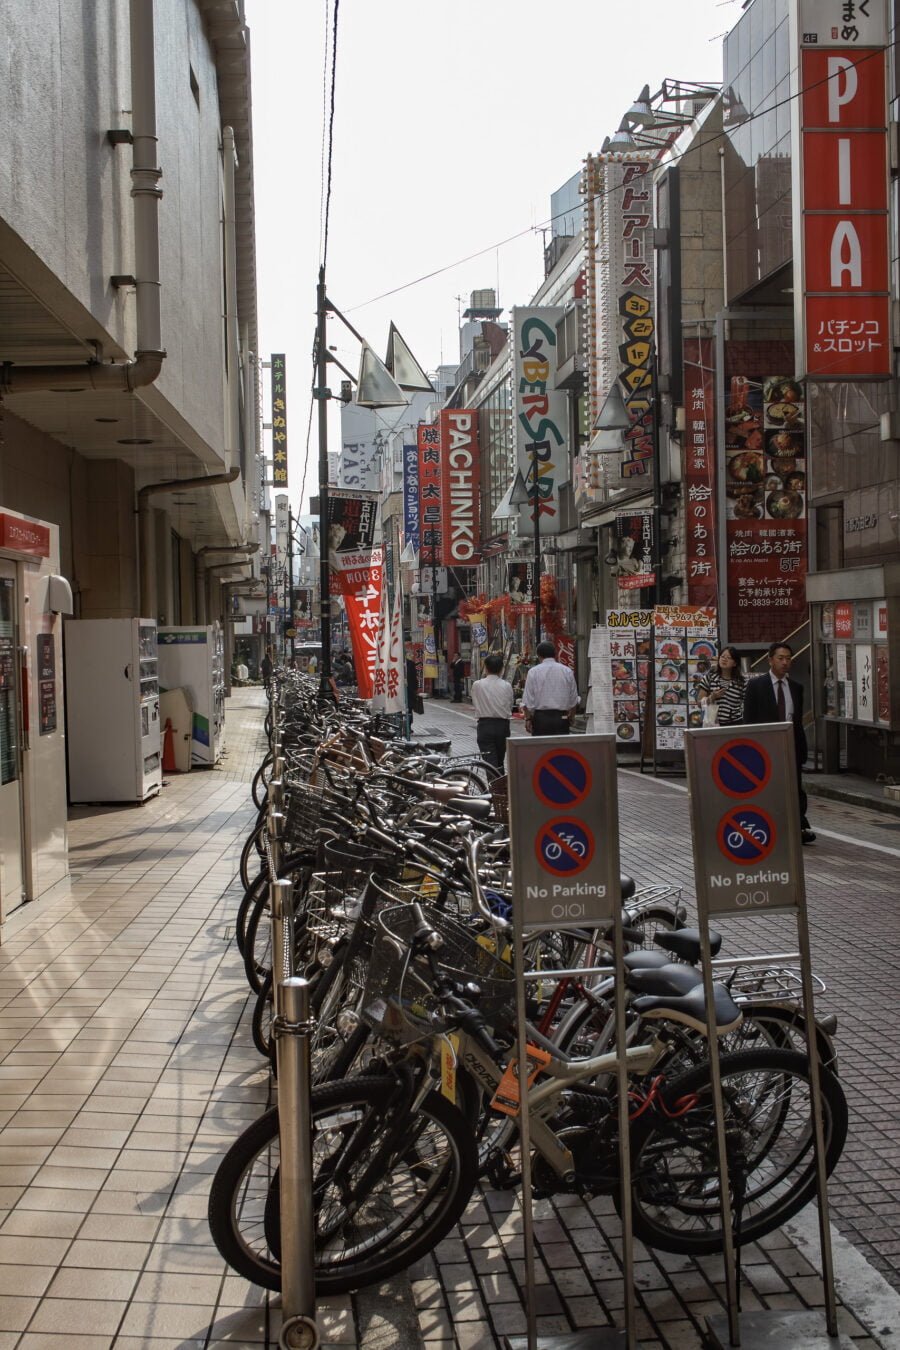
[157,624,226,766]
[64,618,162,803]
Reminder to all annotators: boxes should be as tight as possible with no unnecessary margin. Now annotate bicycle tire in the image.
[239,817,268,893]
[207,1078,477,1294]
[623,1048,847,1255]
[251,753,274,811]
[242,856,315,992]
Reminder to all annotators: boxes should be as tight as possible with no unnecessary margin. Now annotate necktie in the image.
[776,679,786,721]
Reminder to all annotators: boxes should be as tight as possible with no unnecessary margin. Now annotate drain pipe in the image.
[0,0,165,397]
[138,467,241,617]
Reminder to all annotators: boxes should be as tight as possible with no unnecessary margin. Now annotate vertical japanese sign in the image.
[725,375,808,644]
[653,606,718,752]
[417,424,443,565]
[512,308,566,537]
[36,633,57,736]
[614,511,655,592]
[606,608,651,745]
[617,160,655,480]
[326,490,379,590]
[439,409,480,565]
[800,7,891,378]
[333,548,383,699]
[402,442,420,553]
[683,337,718,608]
[271,354,288,487]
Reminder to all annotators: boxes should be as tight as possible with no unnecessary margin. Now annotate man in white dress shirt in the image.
[522,641,579,736]
[470,653,515,769]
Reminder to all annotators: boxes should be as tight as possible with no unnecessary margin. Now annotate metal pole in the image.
[270,878,294,998]
[286,507,295,665]
[267,809,284,879]
[512,918,539,1350]
[276,976,320,1350]
[315,266,333,698]
[532,442,542,644]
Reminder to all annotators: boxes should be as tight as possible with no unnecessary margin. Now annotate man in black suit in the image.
[741,641,815,844]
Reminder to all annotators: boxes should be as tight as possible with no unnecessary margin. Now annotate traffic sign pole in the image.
[685,722,843,1350]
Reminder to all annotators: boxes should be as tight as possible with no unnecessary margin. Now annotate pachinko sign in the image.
[439,409,480,564]
[512,307,567,537]
[683,337,719,608]
[800,7,891,377]
[332,548,383,699]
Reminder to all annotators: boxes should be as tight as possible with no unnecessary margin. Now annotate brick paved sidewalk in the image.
[0,689,892,1349]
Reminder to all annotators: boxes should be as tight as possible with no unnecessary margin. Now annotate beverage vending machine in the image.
[157,624,226,766]
[64,618,162,802]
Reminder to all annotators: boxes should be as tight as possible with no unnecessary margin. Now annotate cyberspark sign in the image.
[439,409,480,565]
[800,8,891,378]
[512,308,567,537]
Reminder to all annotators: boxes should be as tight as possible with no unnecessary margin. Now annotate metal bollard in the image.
[267,810,285,878]
[270,879,294,992]
[268,776,284,813]
[275,977,320,1350]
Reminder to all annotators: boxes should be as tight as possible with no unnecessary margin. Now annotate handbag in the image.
[702,698,720,727]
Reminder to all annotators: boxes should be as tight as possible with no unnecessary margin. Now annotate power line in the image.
[346,41,896,313]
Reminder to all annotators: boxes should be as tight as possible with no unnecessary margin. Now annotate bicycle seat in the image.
[625,963,702,998]
[445,796,493,820]
[631,982,742,1035]
[653,926,722,963]
[620,874,636,900]
[623,950,671,971]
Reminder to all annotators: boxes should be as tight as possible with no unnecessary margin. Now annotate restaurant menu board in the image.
[652,606,718,752]
[606,610,650,746]
[587,625,614,735]
[725,375,807,645]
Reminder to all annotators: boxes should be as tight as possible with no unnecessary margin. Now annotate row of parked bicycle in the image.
[207,670,847,1297]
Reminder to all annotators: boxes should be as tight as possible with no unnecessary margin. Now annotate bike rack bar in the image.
[710,951,800,967]
[270,879,294,992]
[275,976,320,1350]
[267,810,285,878]
[521,966,615,981]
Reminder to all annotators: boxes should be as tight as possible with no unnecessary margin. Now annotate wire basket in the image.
[722,964,826,1004]
[282,782,350,851]
[625,885,686,950]
[361,903,516,1046]
[489,775,509,826]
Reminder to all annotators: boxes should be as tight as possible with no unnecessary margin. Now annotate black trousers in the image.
[531,709,570,736]
[476,718,510,770]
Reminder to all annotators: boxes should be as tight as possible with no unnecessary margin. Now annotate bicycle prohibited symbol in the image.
[711,739,772,798]
[536,818,595,876]
[716,806,776,864]
[533,749,592,808]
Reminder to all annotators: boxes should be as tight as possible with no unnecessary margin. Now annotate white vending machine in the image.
[64,618,162,803]
[157,624,226,766]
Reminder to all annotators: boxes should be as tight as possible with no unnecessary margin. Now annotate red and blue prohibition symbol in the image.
[536,818,595,877]
[711,740,772,799]
[533,750,592,808]
[716,806,776,865]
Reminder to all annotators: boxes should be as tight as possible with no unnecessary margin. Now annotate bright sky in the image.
[246,0,737,511]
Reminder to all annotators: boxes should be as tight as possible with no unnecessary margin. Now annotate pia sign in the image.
[800,12,891,378]
[684,724,804,918]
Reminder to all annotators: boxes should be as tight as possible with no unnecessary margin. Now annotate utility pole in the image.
[532,443,542,644]
[286,506,295,661]
[315,265,333,698]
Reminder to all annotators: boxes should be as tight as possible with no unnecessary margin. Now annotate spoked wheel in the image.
[207,1078,477,1294]
[624,1048,847,1254]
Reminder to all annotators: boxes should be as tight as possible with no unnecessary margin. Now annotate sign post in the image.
[685,723,845,1349]
[505,735,640,1349]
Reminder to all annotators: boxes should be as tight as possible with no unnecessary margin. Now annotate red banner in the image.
[0,513,50,557]
[333,548,383,699]
[801,46,891,378]
[683,338,718,608]
[725,374,808,644]
[417,424,443,566]
[439,409,480,565]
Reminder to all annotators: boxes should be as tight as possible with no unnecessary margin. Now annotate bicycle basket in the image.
[282,782,350,851]
[361,903,516,1046]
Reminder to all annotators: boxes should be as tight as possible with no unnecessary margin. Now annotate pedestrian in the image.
[307,653,318,676]
[522,640,579,736]
[741,641,815,844]
[450,652,466,703]
[470,652,514,770]
[260,649,273,691]
[697,645,746,725]
[406,652,423,724]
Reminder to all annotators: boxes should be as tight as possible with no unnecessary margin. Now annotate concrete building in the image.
[0,0,262,918]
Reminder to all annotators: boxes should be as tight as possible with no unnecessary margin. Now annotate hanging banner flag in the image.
[385,586,405,713]
[682,337,718,608]
[327,490,379,595]
[370,582,391,711]
[417,424,443,565]
[333,548,383,699]
[512,308,566,537]
[402,442,420,552]
[439,409,480,565]
[614,510,655,592]
[271,355,288,487]
[423,619,438,679]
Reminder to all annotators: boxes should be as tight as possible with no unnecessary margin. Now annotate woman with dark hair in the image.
[697,645,746,725]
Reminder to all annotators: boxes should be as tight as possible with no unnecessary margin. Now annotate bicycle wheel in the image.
[242,856,315,993]
[239,817,268,893]
[624,1048,847,1255]
[207,1077,477,1294]
[251,754,273,810]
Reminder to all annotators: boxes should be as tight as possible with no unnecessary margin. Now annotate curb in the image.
[805,780,900,818]
[786,1207,900,1347]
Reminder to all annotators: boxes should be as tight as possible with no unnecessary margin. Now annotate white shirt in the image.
[523,658,579,713]
[470,674,514,720]
[769,672,794,720]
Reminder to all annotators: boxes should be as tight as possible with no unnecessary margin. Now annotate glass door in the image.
[0,562,25,916]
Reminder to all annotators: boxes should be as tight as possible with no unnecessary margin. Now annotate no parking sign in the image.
[508,736,619,931]
[685,723,804,917]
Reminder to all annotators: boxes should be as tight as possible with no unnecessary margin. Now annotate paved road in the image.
[419,697,900,1295]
